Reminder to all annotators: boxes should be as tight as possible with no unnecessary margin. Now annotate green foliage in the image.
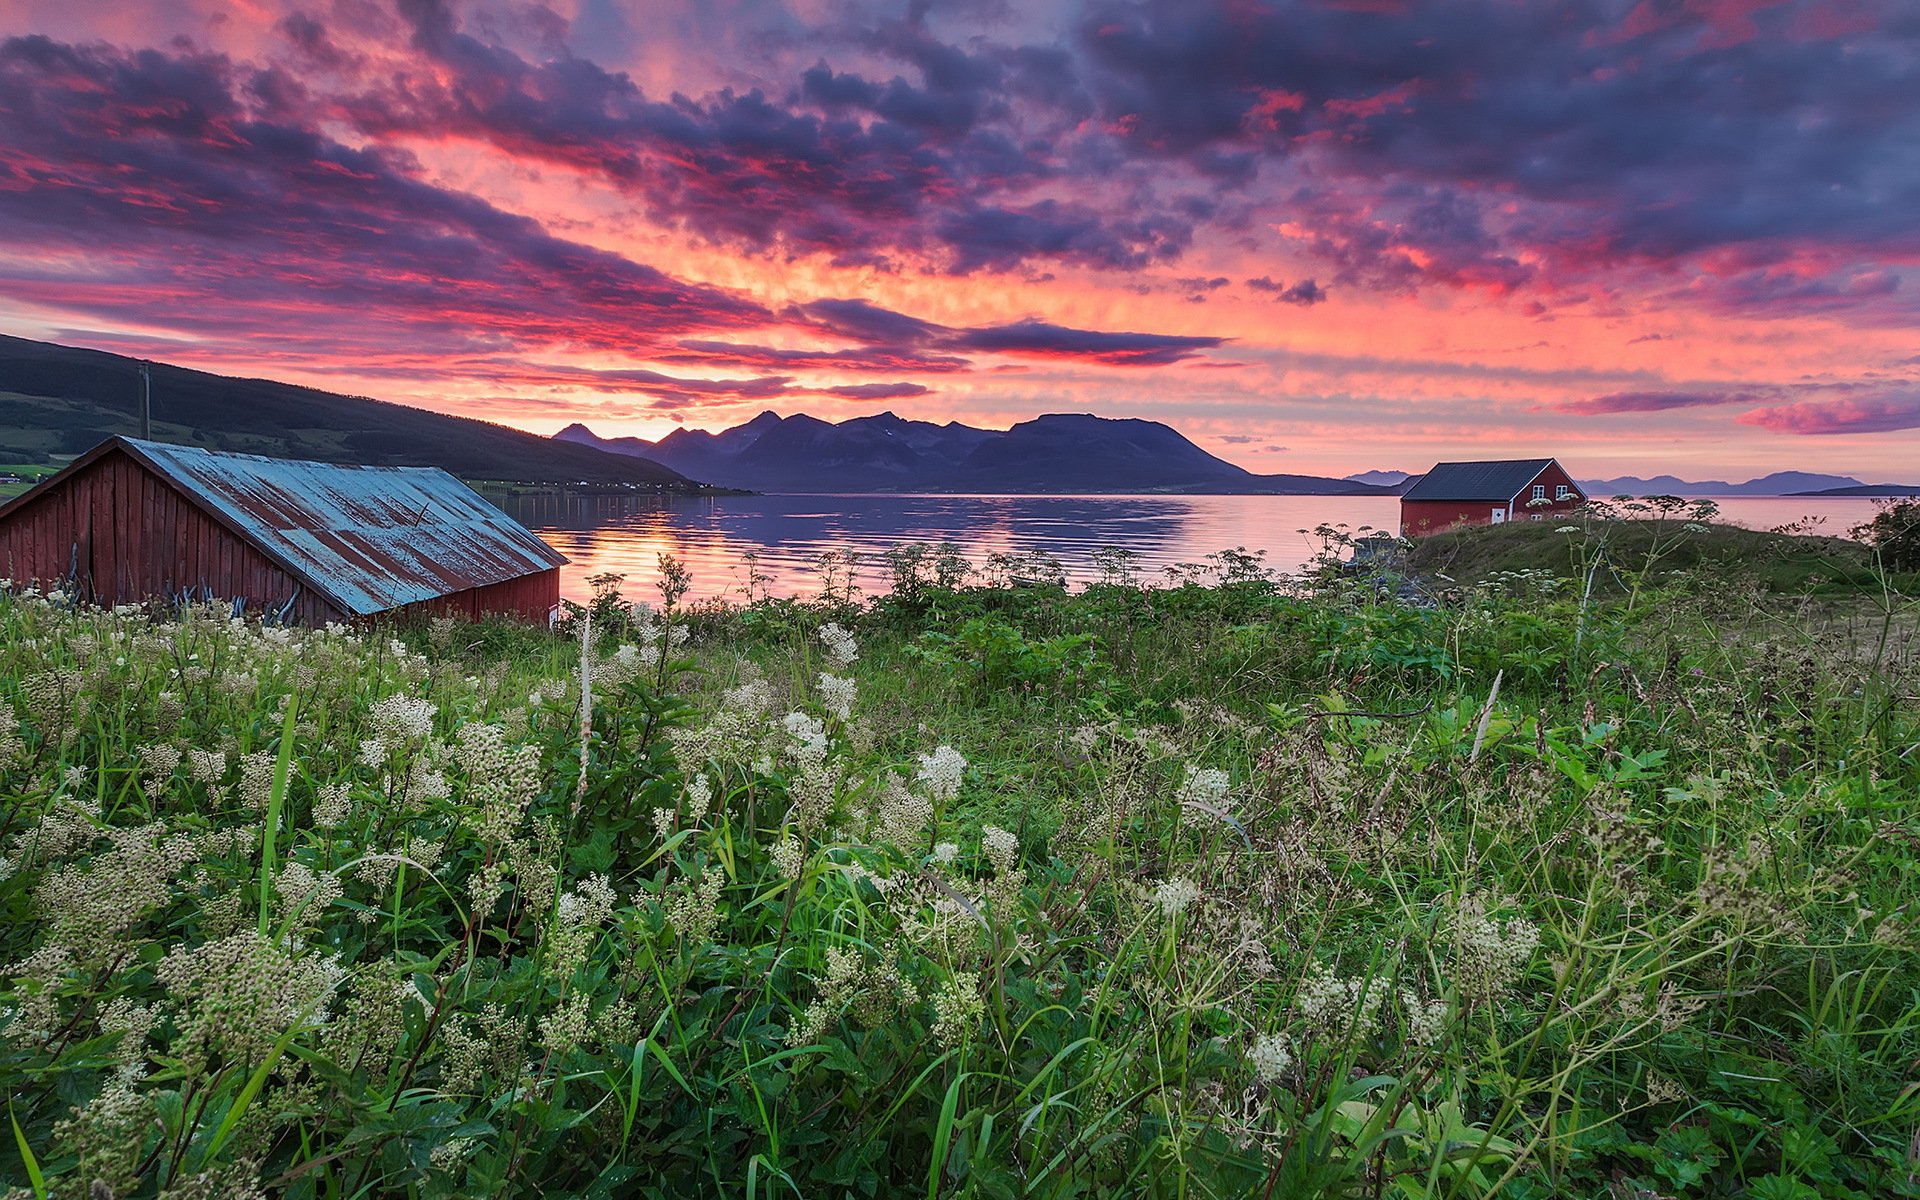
[1,551,1917,1199]
[1854,498,1920,572]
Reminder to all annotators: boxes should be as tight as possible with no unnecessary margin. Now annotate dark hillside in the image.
[0,335,691,486]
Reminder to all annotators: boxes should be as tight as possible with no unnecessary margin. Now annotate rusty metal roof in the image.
[1402,459,1560,503]
[114,437,566,615]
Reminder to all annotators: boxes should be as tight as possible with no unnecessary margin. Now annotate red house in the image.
[1400,458,1585,537]
[0,437,566,624]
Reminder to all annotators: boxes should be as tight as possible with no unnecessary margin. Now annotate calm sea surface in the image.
[495,492,1890,604]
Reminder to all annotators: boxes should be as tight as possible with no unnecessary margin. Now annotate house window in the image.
[1556,484,1570,500]
[1532,484,1546,500]
[1530,514,1543,521]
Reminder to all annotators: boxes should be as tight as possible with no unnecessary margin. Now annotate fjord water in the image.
[499,492,1889,604]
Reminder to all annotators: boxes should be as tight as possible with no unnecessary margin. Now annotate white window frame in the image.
[1556,484,1570,500]
[1532,484,1547,500]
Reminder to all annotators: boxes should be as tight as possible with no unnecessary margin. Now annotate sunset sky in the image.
[0,0,1915,480]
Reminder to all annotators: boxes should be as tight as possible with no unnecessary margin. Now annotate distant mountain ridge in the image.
[0,334,693,487]
[1346,469,1411,487]
[1575,471,1917,497]
[1367,466,1914,497]
[558,412,1390,495]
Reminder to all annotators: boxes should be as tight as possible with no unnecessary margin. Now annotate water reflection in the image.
[495,491,1887,605]
[498,492,1403,603]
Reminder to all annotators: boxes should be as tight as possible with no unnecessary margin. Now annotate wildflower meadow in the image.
[2,524,1918,1199]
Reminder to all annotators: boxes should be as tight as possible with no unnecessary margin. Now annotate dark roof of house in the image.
[1401,459,1563,503]
[1,437,566,615]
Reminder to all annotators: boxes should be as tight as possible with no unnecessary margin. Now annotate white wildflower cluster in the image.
[546,874,617,979]
[36,821,202,960]
[188,747,228,786]
[1448,895,1541,1001]
[1248,1032,1294,1083]
[320,974,420,1079]
[450,722,542,843]
[1401,992,1450,1047]
[1176,765,1233,826]
[692,774,722,825]
[724,675,777,716]
[786,945,864,1047]
[275,859,344,926]
[3,943,76,1041]
[237,749,281,809]
[784,711,829,770]
[666,873,724,943]
[99,996,157,1080]
[930,971,984,1048]
[1154,875,1200,918]
[916,745,967,803]
[138,743,182,789]
[669,672,781,771]
[313,782,352,827]
[369,693,437,744]
[771,833,806,881]
[818,621,859,667]
[932,842,959,865]
[982,825,1019,875]
[540,993,594,1053]
[597,642,646,688]
[156,931,346,1067]
[439,1003,520,1093]
[874,773,933,849]
[49,1074,150,1198]
[980,824,1027,916]
[782,710,839,823]
[818,673,857,721]
[1295,964,1385,1041]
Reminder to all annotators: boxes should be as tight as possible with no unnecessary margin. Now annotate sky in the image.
[0,0,1916,481]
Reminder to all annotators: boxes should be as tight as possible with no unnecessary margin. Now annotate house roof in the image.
[1401,459,1565,503]
[1,437,566,615]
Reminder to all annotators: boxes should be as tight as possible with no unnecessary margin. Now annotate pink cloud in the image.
[1736,392,1920,434]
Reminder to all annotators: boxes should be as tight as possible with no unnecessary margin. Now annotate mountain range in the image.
[1559,472,1918,497]
[556,412,1390,495]
[0,335,692,487]
[1352,467,1918,498]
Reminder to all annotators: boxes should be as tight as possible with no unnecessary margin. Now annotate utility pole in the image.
[139,362,151,439]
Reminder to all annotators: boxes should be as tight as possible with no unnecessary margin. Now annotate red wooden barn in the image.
[1400,458,1585,537]
[0,437,566,624]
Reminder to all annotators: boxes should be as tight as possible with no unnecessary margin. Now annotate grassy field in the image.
[1,538,1917,1198]
[0,462,57,502]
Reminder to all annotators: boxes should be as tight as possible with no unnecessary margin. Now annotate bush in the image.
[1854,497,1920,571]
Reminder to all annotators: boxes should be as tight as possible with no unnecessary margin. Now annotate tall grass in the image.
[1,544,1917,1199]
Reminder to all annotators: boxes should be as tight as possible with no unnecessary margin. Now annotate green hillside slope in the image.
[0,335,692,486]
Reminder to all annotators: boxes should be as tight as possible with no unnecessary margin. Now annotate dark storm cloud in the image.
[1075,0,1920,303]
[225,0,1920,311]
[0,32,1232,378]
[354,0,1191,273]
[951,320,1226,366]
[1246,276,1327,305]
[787,299,1225,366]
[1553,390,1757,415]
[818,381,934,400]
[665,340,972,374]
[0,34,771,358]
